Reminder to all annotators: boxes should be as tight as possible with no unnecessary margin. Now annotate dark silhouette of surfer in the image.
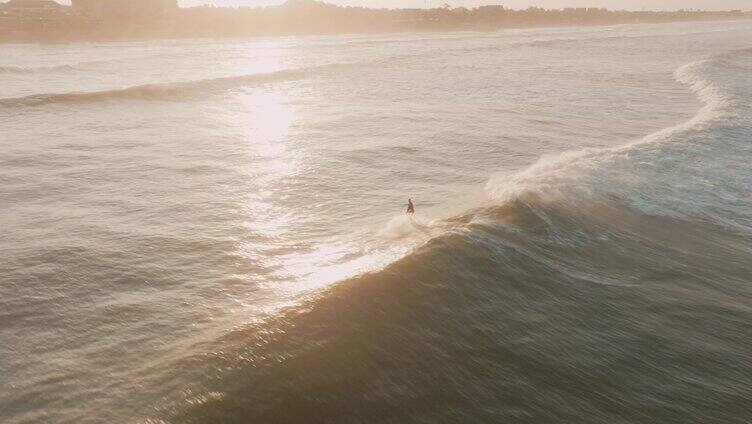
[406,199,415,215]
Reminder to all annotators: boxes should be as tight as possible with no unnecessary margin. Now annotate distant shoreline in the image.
[1,0,750,44]
[2,19,750,46]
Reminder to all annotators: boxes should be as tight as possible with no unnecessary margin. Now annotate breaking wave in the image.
[156,47,752,423]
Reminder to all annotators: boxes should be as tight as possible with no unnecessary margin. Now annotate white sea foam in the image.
[486,48,751,229]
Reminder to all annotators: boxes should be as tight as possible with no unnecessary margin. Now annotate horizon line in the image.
[37,0,752,13]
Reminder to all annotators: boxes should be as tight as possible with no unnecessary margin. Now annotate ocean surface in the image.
[2,20,752,423]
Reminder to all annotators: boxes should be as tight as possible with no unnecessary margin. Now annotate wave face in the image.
[171,209,752,423]
[162,48,752,423]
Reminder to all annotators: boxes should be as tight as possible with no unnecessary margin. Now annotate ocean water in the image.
[2,20,752,423]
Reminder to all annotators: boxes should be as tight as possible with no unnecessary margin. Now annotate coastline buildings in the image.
[0,0,179,42]
[71,0,177,17]
[0,0,67,16]
[0,0,75,39]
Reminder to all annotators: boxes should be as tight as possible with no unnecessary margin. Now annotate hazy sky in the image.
[51,0,752,11]
[177,0,752,11]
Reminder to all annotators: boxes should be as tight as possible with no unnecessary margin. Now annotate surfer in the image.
[406,199,415,215]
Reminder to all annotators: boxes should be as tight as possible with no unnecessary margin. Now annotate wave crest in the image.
[0,62,354,108]
[0,64,77,74]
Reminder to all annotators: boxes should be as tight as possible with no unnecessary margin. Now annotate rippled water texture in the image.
[2,20,752,423]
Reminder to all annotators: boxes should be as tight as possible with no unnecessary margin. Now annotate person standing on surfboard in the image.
[406,199,415,215]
